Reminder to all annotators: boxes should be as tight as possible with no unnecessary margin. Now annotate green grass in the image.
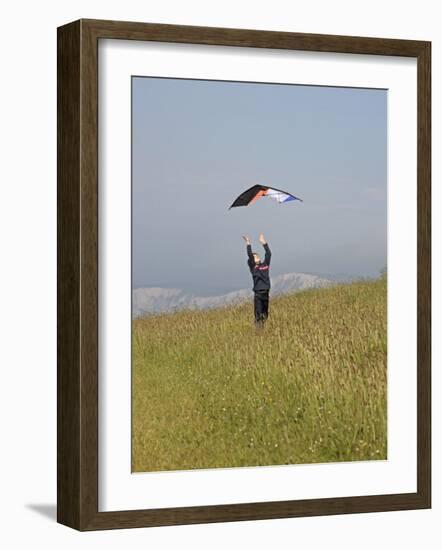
[132,277,387,472]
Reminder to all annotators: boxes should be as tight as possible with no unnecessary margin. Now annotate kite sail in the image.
[229,185,302,209]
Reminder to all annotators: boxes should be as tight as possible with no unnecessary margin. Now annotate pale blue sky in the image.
[132,77,387,294]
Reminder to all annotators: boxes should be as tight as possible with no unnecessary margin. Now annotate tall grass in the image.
[132,278,387,472]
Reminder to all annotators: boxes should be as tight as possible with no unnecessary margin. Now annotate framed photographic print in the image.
[57,19,431,530]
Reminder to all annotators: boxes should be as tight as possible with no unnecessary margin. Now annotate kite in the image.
[229,184,302,209]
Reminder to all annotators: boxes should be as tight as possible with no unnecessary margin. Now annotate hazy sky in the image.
[132,77,387,294]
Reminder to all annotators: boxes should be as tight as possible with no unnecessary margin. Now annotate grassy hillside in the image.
[132,277,387,472]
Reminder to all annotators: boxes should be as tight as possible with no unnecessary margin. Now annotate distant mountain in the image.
[133,272,334,317]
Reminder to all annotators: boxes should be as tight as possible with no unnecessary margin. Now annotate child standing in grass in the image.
[242,234,272,327]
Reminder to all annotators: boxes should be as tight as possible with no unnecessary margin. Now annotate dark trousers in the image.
[254,290,269,325]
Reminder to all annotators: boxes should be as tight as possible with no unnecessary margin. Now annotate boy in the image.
[242,234,271,326]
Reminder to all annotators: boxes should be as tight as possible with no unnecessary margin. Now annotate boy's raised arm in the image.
[259,233,271,265]
[242,235,255,268]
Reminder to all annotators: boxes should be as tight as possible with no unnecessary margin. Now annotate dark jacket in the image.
[247,243,271,292]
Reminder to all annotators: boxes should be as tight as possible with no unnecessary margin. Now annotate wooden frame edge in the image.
[57,19,82,529]
[57,19,431,531]
[416,40,431,509]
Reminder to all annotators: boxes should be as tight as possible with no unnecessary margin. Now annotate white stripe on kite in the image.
[265,188,289,203]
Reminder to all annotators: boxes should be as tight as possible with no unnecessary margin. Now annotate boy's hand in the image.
[259,233,266,245]
[242,235,251,245]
